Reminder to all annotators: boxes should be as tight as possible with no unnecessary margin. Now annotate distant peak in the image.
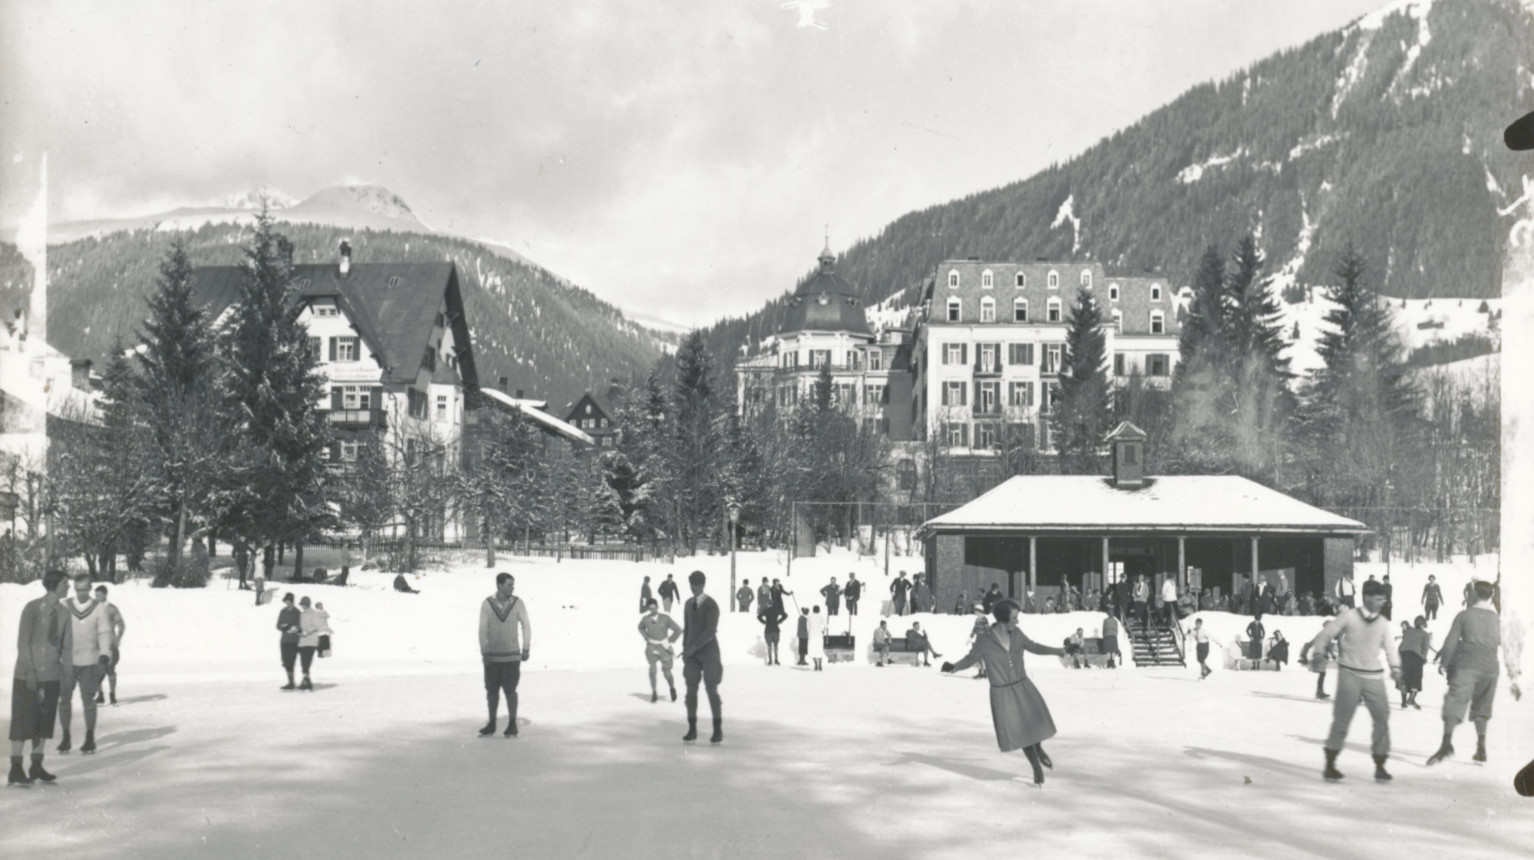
[301,184,417,217]
[1352,0,1436,32]
[225,186,298,210]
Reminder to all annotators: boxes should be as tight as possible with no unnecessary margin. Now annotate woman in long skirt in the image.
[1397,616,1432,709]
[942,600,1066,786]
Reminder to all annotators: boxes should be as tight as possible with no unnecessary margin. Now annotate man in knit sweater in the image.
[479,573,532,738]
[1307,578,1402,782]
[10,569,73,786]
[681,570,723,744]
[57,573,115,754]
[1427,581,1502,766]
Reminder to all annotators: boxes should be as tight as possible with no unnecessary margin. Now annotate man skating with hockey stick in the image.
[1306,578,1401,782]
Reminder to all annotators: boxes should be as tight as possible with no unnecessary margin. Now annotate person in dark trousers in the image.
[1334,573,1356,610]
[1131,575,1150,629]
[638,598,682,702]
[967,606,990,678]
[277,593,302,691]
[1245,614,1266,663]
[757,580,773,615]
[1187,618,1211,678]
[681,571,723,744]
[758,600,787,666]
[1381,575,1394,621]
[9,569,72,786]
[1101,613,1121,669]
[771,579,793,616]
[640,575,653,613]
[1307,579,1401,782]
[844,573,862,616]
[736,580,753,614]
[93,584,125,705]
[982,583,1003,616]
[942,599,1067,787]
[820,578,842,616]
[393,573,419,594]
[1267,630,1289,670]
[795,609,811,666]
[1427,581,1501,766]
[891,572,910,616]
[1064,628,1086,669]
[873,621,892,666]
[57,573,113,754]
[479,573,531,737]
[658,574,679,613]
[1397,618,1432,710]
[1420,575,1443,621]
[904,622,942,667]
[296,596,331,691]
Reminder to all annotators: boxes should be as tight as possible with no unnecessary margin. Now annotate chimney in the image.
[339,239,352,276]
[1106,421,1147,489]
[514,388,523,399]
[499,376,509,394]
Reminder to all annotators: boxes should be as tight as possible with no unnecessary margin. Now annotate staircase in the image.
[1127,620,1186,667]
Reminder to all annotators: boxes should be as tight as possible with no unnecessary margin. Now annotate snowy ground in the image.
[1,550,1528,859]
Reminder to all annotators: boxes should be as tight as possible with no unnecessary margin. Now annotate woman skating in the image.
[941,599,1066,786]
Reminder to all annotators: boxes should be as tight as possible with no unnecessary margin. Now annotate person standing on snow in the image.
[757,580,774,616]
[296,596,331,692]
[820,578,842,617]
[795,608,811,666]
[891,572,910,616]
[638,598,682,702]
[680,571,724,745]
[1420,575,1443,621]
[479,573,531,738]
[1427,581,1502,767]
[942,599,1067,787]
[92,584,126,706]
[277,593,302,691]
[807,606,827,670]
[844,573,862,616]
[1186,617,1211,678]
[9,569,72,787]
[1307,579,1401,782]
[736,580,754,614]
[639,575,653,613]
[658,574,679,613]
[758,599,787,666]
[57,573,113,755]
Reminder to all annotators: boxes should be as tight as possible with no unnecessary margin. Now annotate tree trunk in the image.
[407,519,418,573]
[85,552,98,579]
[277,541,285,565]
[293,541,305,581]
[262,543,276,580]
[485,516,496,567]
[235,542,249,587]
[208,532,217,557]
[169,496,187,569]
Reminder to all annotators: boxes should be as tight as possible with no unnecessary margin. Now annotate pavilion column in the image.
[1028,536,1037,591]
[1250,536,1260,584]
[1101,537,1109,592]
[1177,537,1186,589]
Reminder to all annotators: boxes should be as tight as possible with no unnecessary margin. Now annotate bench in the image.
[1058,637,1116,669]
[873,636,928,666]
[825,634,856,664]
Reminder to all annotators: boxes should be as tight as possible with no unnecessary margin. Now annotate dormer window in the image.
[1111,309,1123,333]
[1109,283,1120,302]
[1080,270,1092,288]
[1047,297,1062,322]
[947,297,962,322]
[980,297,996,322]
[1015,272,1026,288]
[1151,284,1163,301]
[1048,270,1059,289]
[981,270,994,289]
[1013,298,1029,322]
[313,304,339,318]
[948,270,960,288]
[1150,311,1166,334]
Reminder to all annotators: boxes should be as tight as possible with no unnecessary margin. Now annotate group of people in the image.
[9,571,127,787]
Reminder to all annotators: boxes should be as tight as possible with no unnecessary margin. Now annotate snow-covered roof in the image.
[921,475,1367,536]
[479,387,593,446]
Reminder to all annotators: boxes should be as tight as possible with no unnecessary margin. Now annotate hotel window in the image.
[1008,343,1034,365]
[810,349,831,367]
[1109,283,1120,301]
[976,422,999,449]
[1151,284,1163,301]
[1013,298,1029,322]
[1009,381,1035,407]
[981,270,994,289]
[1111,309,1122,333]
[1043,344,1062,374]
[865,384,885,405]
[1114,353,1126,376]
[948,269,960,288]
[1015,272,1026,288]
[980,297,995,322]
[945,343,965,365]
[1147,354,1170,377]
[342,386,371,410]
[331,336,359,362]
[1047,297,1062,322]
[1080,270,1092,288]
[979,344,998,372]
[945,422,969,447]
[943,381,967,406]
[309,337,322,359]
[947,298,962,322]
[977,381,999,413]
[1048,270,1059,289]
[436,394,448,421]
[869,350,882,371]
[1046,383,1060,410]
[1150,311,1165,334]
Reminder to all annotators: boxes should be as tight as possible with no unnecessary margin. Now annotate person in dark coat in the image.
[1245,614,1266,662]
[844,574,862,616]
[1101,613,1121,669]
[736,580,754,615]
[658,575,679,613]
[942,599,1066,786]
[820,578,842,616]
[1381,575,1394,621]
[771,579,793,616]
[1267,630,1290,669]
[891,572,910,616]
[1420,575,1443,621]
[757,580,774,615]
[982,583,1003,615]
[795,609,810,666]
[394,574,420,594]
[680,571,723,744]
[639,576,653,613]
[758,601,787,666]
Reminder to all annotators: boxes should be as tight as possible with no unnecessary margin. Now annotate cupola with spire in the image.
[779,235,870,336]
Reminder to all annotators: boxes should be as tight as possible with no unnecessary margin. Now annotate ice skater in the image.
[1426,581,1501,766]
[844,573,861,616]
[92,584,125,706]
[659,574,679,613]
[1101,612,1120,669]
[1306,579,1401,782]
[891,572,910,616]
[873,620,892,666]
[1420,575,1443,621]
[295,596,331,691]
[640,575,653,613]
[1245,614,1266,664]
[942,599,1067,787]
[1397,618,1433,710]
[795,609,810,666]
[967,605,990,679]
[57,573,113,754]
[276,593,302,691]
[680,571,723,744]
[478,573,531,738]
[9,569,71,786]
[1186,617,1211,678]
[638,598,682,702]
[807,605,827,670]
[736,579,754,614]
[758,599,787,665]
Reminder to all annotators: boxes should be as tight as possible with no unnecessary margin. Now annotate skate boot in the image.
[682,721,698,743]
[669,686,677,702]
[299,676,313,692]
[1036,745,1053,770]
[94,690,105,705]
[56,732,71,754]
[80,731,96,755]
[1473,739,1487,763]
[504,720,518,737]
[710,721,723,745]
[478,720,497,737]
[1425,743,1454,766]
[7,757,30,787]
[28,756,55,784]
[1373,755,1392,782]
[651,691,658,703]
[110,692,117,705]
[1322,749,1344,782]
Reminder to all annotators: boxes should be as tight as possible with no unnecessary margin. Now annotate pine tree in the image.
[1223,235,1296,484]
[1171,244,1236,474]
[1051,286,1111,473]
[670,332,724,553]
[218,210,333,578]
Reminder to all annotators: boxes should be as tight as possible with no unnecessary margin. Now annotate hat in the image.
[1362,579,1387,597]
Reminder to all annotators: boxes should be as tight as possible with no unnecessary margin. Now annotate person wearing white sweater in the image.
[479,573,531,738]
[58,574,114,755]
[1307,578,1402,782]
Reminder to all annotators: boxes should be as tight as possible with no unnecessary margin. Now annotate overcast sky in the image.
[2,0,1387,328]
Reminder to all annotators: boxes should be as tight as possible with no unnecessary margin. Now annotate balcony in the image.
[972,362,1002,378]
[328,408,387,428]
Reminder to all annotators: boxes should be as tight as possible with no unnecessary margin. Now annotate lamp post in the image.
[727,500,741,612]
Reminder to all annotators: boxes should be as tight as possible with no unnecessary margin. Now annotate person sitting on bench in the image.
[904,622,942,667]
[393,574,420,594]
[873,620,892,666]
[1064,628,1087,669]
